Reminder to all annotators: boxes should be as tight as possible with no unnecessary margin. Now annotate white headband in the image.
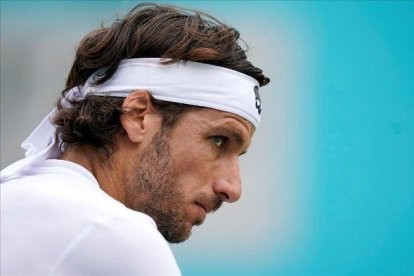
[1,58,262,181]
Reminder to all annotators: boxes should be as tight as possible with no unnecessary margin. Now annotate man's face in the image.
[125,108,254,243]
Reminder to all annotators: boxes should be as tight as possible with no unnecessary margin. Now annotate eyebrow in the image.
[217,126,248,155]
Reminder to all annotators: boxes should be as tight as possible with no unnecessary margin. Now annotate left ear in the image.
[119,90,160,143]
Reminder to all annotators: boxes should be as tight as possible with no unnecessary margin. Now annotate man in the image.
[1,3,269,275]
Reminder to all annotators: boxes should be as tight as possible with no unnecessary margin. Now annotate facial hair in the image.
[125,129,190,243]
[125,128,224,243]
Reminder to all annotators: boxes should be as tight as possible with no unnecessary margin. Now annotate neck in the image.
[59,145,127,204]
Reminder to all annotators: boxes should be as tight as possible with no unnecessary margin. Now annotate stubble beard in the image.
[125,129,192,243]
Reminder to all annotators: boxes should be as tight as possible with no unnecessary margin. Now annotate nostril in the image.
[219,192,229,201]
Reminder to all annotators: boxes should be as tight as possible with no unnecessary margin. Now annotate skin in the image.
[60,91,254,242]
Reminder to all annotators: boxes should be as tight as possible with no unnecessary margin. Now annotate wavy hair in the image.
[53,2,270,157]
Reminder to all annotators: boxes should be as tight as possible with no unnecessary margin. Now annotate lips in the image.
[195,202,209,213]
[195,196,223,215]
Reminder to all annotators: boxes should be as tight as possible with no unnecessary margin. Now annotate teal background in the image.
[1,1,413,275]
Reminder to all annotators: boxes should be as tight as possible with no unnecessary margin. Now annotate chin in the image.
[193,218,204,226]
[166,226,192,244]
[158,217,194,244]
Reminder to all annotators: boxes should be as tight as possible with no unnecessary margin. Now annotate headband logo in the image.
[254,85,261,115]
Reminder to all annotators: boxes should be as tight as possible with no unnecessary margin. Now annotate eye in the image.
[210,136,226,147]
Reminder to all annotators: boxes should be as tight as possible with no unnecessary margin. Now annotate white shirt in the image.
[0,159,181,275]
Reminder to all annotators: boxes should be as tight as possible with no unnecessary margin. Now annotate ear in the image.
[120,90,160,143]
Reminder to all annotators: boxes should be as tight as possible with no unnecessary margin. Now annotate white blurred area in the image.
[1,3,119,169]
[1,1,313,270]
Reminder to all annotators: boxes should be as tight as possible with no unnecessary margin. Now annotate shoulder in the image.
[2,159,126,219]
[50,214,181,275]
[1,160,181,275]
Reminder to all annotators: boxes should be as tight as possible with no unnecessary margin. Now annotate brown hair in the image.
[53,3,270,157]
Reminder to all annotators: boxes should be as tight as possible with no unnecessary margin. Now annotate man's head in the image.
[53,3,269,243]
[113,90,254,243]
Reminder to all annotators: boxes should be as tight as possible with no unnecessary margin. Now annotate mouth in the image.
[195,202,208,213]
[195,196,223,215]
[193,202,208,225]
[196,201,213,214]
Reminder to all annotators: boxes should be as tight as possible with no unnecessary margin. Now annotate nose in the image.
[212,157,242,203]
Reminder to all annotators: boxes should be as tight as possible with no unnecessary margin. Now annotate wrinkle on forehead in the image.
[178,108,254,135]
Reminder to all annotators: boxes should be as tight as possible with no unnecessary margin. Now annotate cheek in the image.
[172,142,215,194]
